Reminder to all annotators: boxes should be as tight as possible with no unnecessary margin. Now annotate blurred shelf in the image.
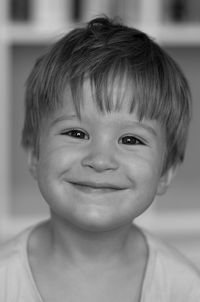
[158,23,200,45]
[0,22,75,44]
[129,22,200,46]
[1,22,200,46]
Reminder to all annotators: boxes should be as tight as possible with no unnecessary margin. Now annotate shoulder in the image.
[0,227,33,282]
[141,229,200,301]
[144,229,200,274]
[0,220,47,270]
[0,227,30,273]
[0,224,42,300]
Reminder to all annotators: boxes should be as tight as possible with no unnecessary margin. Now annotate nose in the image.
[81,143,119,172]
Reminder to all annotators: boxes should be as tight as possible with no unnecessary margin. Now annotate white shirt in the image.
[0,223,200,301]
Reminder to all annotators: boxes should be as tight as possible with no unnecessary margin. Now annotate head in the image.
[21,17,192,231]
[22,17,191,176]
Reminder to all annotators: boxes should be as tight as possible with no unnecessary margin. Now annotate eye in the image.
[119,135,145,145]
[61,129,89,140]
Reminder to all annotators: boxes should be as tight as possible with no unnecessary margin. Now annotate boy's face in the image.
[30,81,174,232]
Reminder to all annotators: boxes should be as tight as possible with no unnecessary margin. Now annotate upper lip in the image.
[69,180,126,190]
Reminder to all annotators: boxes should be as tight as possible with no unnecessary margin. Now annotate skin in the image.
[27,80,176,301]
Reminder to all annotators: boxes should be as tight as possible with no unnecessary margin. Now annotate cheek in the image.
[38,143,80,173]
[124,154,163,201]
[125,152,162,179]
[35,147,71,192]
[36,143,87,203]
[121,160,162,219]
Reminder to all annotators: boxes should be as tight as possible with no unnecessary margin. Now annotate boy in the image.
[0,16,200,301]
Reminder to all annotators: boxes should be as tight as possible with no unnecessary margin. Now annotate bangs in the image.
[67,56,172,127]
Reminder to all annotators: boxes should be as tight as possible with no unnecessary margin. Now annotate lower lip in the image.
[71,183,122,194]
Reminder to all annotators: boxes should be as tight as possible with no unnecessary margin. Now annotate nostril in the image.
[81,154,118,172]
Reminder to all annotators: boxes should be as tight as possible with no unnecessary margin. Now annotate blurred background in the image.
[0,0,199,267]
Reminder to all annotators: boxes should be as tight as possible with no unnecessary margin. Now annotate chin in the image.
[69,211,131,233]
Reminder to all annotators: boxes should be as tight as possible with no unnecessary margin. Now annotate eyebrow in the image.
[110,118,158,138]
[125,121,158,137]
[50,114,79,126]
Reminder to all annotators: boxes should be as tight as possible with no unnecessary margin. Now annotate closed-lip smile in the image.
[69,180,127,193]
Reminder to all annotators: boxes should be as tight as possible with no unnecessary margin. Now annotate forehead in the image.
[63,76,137,116]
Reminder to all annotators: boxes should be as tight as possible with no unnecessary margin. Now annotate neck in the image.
[46,212,138,267]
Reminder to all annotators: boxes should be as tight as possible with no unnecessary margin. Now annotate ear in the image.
[156,165,178,196]
[27,149,39,180]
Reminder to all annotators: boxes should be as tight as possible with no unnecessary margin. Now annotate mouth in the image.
[69,181,126,194]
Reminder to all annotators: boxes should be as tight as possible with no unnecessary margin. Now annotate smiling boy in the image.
[0,17,200,301]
